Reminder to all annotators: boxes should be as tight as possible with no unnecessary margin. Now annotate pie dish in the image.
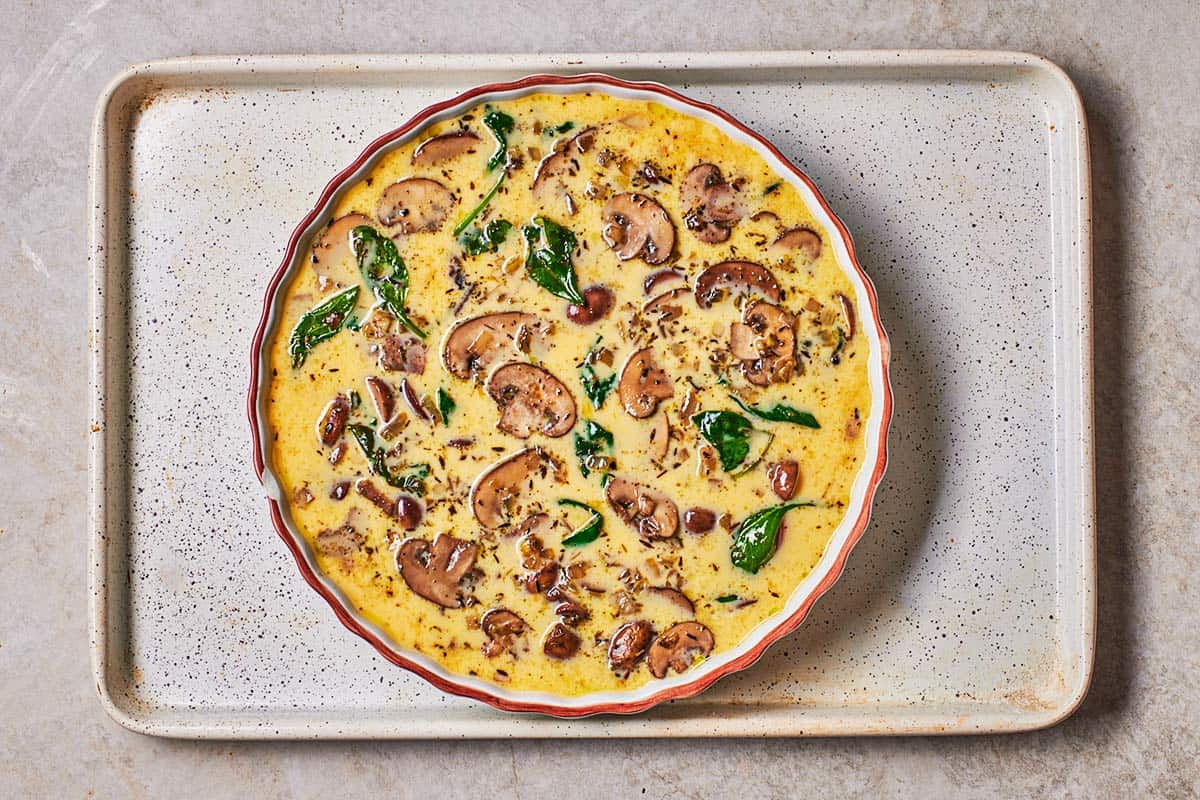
[248,73,892,716]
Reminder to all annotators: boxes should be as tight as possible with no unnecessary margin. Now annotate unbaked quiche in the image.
[264,91,872,694]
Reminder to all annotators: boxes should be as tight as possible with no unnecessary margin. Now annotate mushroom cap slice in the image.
[647,621,715,678]
[532,127,596,196]
[412,130,481,166]
[485,362,577,439]
[316,394,350,446]
[693,261,782,309]
[605,476,680,540]
[645,586,695,616]
[364,375,395,422]
[681,164,742,243]
[440,312,549,381]
[469,447,565,529]
[395,533,479,608]
[772,226,822,262]
[600,193,675,265]
[737,300,797,387]
[607,620,654,677]
[376,177,456,233]
[312,213,370,273]
[618,347,674,419]
[542,621,581,659]
[643,268,688,296]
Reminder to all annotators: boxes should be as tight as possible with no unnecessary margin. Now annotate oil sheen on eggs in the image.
[265,92,871,695]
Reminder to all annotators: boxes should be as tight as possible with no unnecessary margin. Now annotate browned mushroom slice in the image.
[485,363,577,439]
[395,533,479,608]
[469,447,565,529]
[683,507,717,534]
[565,285,615,325]
[376,178,455,233]
[311,213,370,271]
[605,477,680,540]
[315,525,364,560]
[647,621,715,678]
[772,226,822,262]
[642,287,690,322]
[681,164,743,243]
[648,412,671,461]
[412,130,481,166]
[600,193,675,264]
[364,376,394,422]
[643,268,688,295]
[441,312,548,380]
[618,348,673,419]
[532,127,596,196]
[607,620,654,677]
[542,622,581,659]
[767,460,800,500]
[693,261,782,309]
[732,300,797,386]
[378,334,427,374]
[645,586,695,616]
[837,292,856,340]
[316,394,350,446]
[481,608,527,657]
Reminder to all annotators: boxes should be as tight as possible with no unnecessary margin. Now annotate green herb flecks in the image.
[558,499,604,546]
[730,501,816,573]
[729,394,820,429]
[763,181,782,196]
[483,108,515,172]
[522,216,585,305]
[351,225,426,339]
[453,173,506,237]
[458,218,513,256]
[288,285,359,367]
[716,594,739,603]
[574,419,614,479]
[579,364,617,409]
[436,388,455,427]
[347,423,430,495]
[544,121,575,136]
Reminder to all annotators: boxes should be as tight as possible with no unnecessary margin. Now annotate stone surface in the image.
[0,1,1197,798]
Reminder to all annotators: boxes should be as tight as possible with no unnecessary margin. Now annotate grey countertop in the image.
[1,1,1197,797]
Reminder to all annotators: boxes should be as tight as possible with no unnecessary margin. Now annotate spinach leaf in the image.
[763,181,782,196]
[573,419,614,478]
[452,173,505,237]
[347,423,429,495]
[288,285,359,367]
[544,121,575,136]
[716,594,739,603]
[692,410,753,472]
[522,217,585,305]
[579,364,617,409]
[458,218,513,256]
[483,108,515,172]
[351,225,427,339]
[730,501,816,573]
[558,499,604,546]
[436,388,455,427]
[729,394,820,429]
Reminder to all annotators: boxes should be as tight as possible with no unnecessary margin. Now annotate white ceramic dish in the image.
[89,51,1093,737]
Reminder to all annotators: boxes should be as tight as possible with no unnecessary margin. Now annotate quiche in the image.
[263,90,873,695]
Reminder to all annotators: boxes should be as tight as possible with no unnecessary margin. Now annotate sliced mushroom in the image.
[315,525,363,559]
[645,586,695,616]
[648,412,671,461]
[618,348,673,419]
[837,292,856,341]
[600,193,675,264]
[355,478,396,518]
[772,226,822,262]
[469,447,565,529]
[605,477,679,541]
[767,460,800,500]
[693,261,782,309]
[532,127,596,196]
[412,130,481,166]
[607,620,654,677]
[441,312,549,381]
[542,622,580,659]
[376,178,455,233]
[643,268,688,295]
[395,533,479,608]
[681,164,742,243]
[647,621,715,679]
[485,363,577,439]
[316,394,350,446]
[565,285,615,325]
[683,507,717,534]
[553,597,591,627]
[311,213,370,271]
[642,287,690,322]
[378,333,427,374]
[733,300,797,386]
[364,376,395,422]
[481,608,526,657]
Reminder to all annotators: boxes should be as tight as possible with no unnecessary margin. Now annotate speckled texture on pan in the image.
[89,52,1093,737]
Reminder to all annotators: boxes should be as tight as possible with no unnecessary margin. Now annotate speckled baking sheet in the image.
[88,51,1093,738]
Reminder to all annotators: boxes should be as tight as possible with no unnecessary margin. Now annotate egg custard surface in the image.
[264,91,872,695]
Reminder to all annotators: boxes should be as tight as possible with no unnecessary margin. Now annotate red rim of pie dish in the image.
[247,73,893,717]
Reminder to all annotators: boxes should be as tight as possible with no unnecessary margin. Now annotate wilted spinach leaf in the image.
[729,394,820,429]
[288,285,359,367]
[522,216,585,305]
[351,225,426,339]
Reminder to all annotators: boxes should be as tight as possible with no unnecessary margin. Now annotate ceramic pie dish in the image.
[248,73,892,716]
